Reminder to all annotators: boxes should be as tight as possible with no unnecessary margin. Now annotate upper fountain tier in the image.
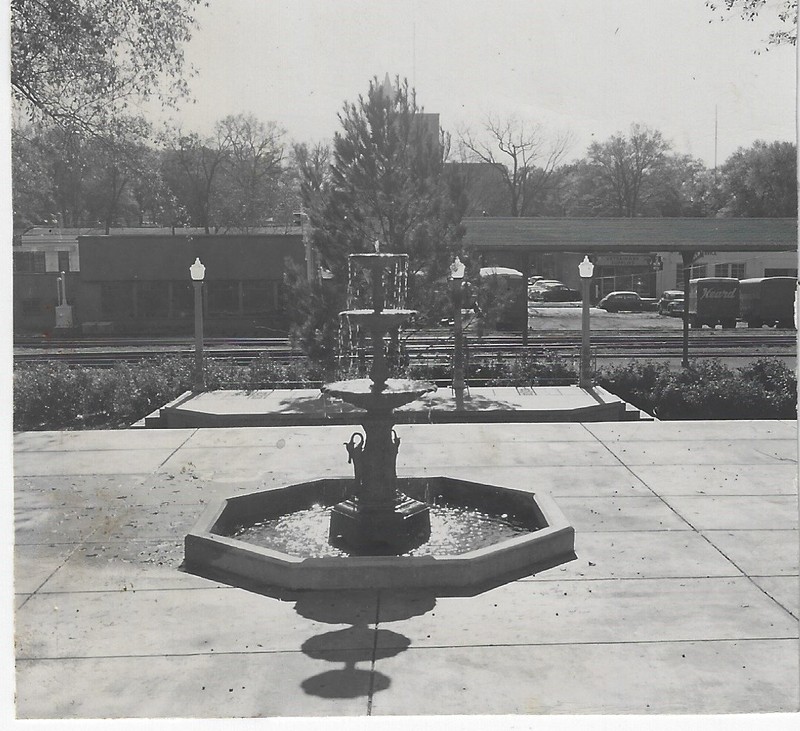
[322,377,436,412]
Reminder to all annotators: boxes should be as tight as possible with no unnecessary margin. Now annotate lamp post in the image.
[190,257,206,392]
[578,256,594,390]
[450,256,466,410]
[680,250,695,368]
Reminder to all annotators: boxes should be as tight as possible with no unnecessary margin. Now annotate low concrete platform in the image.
[147,384,648,428]
[12,419,798,720]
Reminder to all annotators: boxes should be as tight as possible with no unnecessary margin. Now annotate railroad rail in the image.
[14,331,796,367]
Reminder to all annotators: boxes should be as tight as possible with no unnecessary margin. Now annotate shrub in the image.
[598,358,797,420]
[14,354,796,430]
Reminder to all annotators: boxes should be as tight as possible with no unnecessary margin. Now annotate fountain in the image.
[322,248,436,554]
[184,244,576,592]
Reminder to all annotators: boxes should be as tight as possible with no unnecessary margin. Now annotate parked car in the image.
[528,279,563,298]
[664,298,685,317]
[739,276,796,329]
[658,290,684,315]
[597,291,646,312]
[529,281,581,302]
[687,277,739,329]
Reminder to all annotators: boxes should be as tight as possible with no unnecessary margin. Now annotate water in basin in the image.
[225,502,539,558]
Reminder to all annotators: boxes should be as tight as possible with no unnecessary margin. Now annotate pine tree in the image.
[288,76,466,363]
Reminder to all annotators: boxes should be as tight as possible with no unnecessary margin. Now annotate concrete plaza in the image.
[12,419,800,719]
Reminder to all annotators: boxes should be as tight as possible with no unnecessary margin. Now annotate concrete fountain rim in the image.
[183,476,576,592]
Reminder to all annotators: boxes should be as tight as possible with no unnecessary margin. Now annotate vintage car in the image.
[658,290,684,315]
[528,280,581,302]
[597,291,647,312]
[665,297,685,317]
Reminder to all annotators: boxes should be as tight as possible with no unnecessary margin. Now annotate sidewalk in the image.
[13,419,799,718]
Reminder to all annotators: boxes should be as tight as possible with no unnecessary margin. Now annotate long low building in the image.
[75,232,305,336]
[11,218,797,335]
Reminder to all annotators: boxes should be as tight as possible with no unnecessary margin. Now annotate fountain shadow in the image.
[293,589,436,701]
[180,562,440,701]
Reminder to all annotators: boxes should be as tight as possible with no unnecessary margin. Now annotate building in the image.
[463,217,797,300]
[13,226,87,334]
[76,231,304,336]
[13,227,305,335]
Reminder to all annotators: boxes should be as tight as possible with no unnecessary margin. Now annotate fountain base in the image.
[184,476,576,592]
[329,497,431,555]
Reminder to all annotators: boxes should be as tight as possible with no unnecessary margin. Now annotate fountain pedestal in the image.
[327,408,431,554]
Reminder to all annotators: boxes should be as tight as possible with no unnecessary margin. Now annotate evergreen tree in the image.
[288,76,466,363]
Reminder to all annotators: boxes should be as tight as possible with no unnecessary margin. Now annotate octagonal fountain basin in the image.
[184,477,575,592]
[322,378,436,411]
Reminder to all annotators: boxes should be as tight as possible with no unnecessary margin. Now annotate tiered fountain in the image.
[184,244,575,592]
[323,248,436,554]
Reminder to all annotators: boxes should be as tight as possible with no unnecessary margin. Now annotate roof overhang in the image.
[463,217,797,253]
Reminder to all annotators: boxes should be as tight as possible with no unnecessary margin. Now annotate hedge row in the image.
[13,355,329,431]
[595,358,797,420]
[13,355,796,431]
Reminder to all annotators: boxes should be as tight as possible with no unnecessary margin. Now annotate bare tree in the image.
[161,129,229,234]
[458,116,572,216]
[214,114,288,229]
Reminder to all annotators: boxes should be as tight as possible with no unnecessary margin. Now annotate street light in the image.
[190,257,206,392]
[449,256,466,410]
[578,255,594,390]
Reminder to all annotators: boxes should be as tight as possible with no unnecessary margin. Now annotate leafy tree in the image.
[458,116,572,216]
[11,124,57,228]
[291,141,332,216]
[576,124,672,217]
[707,1,797,46]
[161,130,228,233]
[82,117,153,232]
[717,140,797,216]
[128,147,183,227]
[288,76,466,362]
[11,0,202,134]
[44,125,92,227]
[652,154,717,217]
[214,114,290,229]
[448,162,509,216]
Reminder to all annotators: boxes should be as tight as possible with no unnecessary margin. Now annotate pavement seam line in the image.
[580,423,799,620]
[15,635,800,662]
[366,591,382,716]
[16,541,86,609]
[155,428,201,469]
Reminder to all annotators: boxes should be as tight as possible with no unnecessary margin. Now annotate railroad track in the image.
[13,331,797,367]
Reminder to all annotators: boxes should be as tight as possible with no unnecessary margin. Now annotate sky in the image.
[159,0,798,167]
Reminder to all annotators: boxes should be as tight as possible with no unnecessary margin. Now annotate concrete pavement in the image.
[12,419,799,719]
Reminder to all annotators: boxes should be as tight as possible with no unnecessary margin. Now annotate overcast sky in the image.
[162,0,797,167]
